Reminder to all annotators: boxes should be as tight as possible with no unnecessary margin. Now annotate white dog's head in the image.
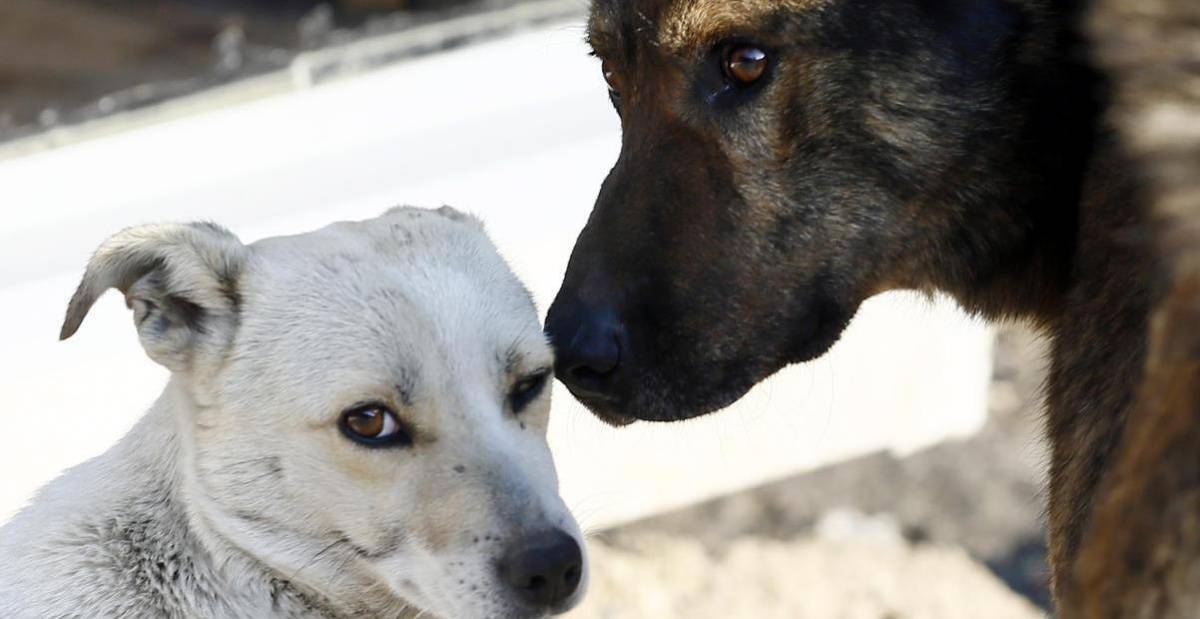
[61,207,586,618]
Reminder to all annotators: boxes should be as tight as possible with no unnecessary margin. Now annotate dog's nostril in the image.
[570,363,612,385]
[557,330,624,397]
[525,575,547,591]
[563,564,581,588]
[568,333,620,374]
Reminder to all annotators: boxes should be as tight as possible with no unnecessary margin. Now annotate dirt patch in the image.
[574,531,1044,619]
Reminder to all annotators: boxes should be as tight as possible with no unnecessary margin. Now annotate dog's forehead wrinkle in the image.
[499,334,553,374]
[660,0,827,51]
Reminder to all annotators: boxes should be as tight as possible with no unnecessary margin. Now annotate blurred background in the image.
[0,2,1050,617]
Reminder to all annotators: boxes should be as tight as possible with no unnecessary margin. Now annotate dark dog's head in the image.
[546,0,1074,423]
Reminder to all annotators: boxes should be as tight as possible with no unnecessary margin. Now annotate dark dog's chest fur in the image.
[1043,146,1155,598]
[957,40,1160,610]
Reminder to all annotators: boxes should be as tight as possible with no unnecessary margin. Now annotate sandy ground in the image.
[567,327,1052,617]
[574,532,1043,619]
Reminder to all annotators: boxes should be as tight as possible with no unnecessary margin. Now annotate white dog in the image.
[0,207,587,618]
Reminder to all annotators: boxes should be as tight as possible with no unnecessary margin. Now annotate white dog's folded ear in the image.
[61,222,248,372]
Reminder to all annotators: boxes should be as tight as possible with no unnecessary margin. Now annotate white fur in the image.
[0,207,586,618]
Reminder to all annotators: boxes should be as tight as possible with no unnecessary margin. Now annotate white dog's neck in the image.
[165,380,421,618]
[0,382,354,618]
[158,381,346,617]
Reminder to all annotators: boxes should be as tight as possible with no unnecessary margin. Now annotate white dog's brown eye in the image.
[510,371,550,415]
[724,45,769,85]
[339,404,411,447]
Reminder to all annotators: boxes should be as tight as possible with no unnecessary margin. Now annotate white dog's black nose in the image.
[499,529,583,609]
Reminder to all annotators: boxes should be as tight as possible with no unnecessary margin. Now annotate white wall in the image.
[0,21,993,530]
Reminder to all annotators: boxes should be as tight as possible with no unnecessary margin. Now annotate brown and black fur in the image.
[544,0,1198,614]
[1069,0,1200,615]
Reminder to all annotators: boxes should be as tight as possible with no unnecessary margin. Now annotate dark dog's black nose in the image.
[499,529,584,609]
[544,299,626,400]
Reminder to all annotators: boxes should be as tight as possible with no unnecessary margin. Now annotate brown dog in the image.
[544,0,1198,615]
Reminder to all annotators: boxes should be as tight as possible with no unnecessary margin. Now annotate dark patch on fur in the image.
[394,372,415,407]
[435,205,468,222]
[134,269,209,336]
[187,221,244,315]
[164,294,208,334]
[390,223,415,245]
[501,346,521,376]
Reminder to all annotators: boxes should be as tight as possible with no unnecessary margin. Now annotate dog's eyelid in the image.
[521,367,552,383]
[343,399,395,414]
[511,369,550,391]
[508,369,551,414]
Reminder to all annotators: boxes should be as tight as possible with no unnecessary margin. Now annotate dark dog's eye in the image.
[601,60,624,112]
[510,370,550,414]
[339,404,412,448]
[723,45,769,85]
[702,42,773,109]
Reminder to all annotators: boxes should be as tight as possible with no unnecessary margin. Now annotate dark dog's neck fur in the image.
[948,0,1157,601]
[951,0,1117,326]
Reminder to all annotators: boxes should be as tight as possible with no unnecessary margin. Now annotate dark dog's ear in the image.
[61,222,248,372]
